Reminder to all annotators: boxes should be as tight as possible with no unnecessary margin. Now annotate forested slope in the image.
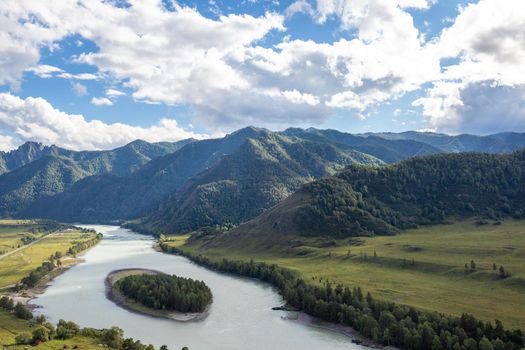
[237,150,525,237]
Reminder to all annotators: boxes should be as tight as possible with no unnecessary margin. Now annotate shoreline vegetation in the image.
[105,269,210,322]
[159,241,525,350]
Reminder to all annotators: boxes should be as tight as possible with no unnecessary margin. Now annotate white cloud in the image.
[398,0,436,10]
[282,89,319,105]
[0,0,523,134]
[0,93,207,151]
[71,82,88,96]
[57,72,98,80]
[285,1,314,17]
[26,65,63,78]
[0,134,17,152]
[414,81,525,134]
[106,89,125,97]
[91,97,113,106]
[414,0,525,133]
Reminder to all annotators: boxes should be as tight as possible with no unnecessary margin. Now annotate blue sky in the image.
[0,0,523,150]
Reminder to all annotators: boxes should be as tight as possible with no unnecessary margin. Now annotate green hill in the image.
[141,133,382,233]
[233,150,525,238]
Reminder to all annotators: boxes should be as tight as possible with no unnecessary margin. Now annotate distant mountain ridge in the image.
[0,139,193,176]
[0,127,524,233]
[358,131,525,154]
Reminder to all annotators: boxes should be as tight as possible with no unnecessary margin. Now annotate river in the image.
[33,225,370,350]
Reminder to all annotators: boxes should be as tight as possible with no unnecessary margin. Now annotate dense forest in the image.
[160,243,524,350]
[241,150,525,237]
[116,274,212,313]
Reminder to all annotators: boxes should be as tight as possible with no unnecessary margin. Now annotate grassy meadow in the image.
[0,220,98,289]
[0,220,47,255]
[0,220,105,349]
[170,219,525,329]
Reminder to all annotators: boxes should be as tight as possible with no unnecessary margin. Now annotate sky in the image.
[0,0,524,151]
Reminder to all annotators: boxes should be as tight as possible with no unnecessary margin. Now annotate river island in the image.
[105,268,212,322]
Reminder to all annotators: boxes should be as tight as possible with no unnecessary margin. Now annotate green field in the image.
[0,221,107,349]
[0,220,49,255]
[172,219,525,329]
[0,220,97,289]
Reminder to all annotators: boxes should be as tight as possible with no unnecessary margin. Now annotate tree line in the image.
[160,243,524,350]
[116,273,212,313]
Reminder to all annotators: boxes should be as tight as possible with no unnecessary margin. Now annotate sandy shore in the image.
[105,268,210,322]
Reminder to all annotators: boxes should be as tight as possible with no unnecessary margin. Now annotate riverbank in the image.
[105,268,209,322]
[157,244,390,349]
[0,228,102,309]
[9,255,86,308]
[289,312,396,349]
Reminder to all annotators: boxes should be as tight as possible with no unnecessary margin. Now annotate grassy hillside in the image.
[237,150,525,238]
[142,133,382,234]
[173,219,525,329]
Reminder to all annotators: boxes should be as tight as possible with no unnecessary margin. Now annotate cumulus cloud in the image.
[106,89,125,97]
[91,97,113,106]
[0,0,523,134]
[414,81,525,134]
[0,93,207,151]
[414,0,525,133]
[0,0,434,131]
[26,65,64,78]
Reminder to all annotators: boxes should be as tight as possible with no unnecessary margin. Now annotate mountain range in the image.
[0,127,524,235]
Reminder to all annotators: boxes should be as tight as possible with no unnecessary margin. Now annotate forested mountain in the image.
[0,139,192,216]
[360,131,525,154]
[23,127,275,222]
[234,150,525,238]
[2,127,525,232]
[0,139,192,176]
[0,156,90,215]
[284,128,443,163]
[25,129,381,224]
[140,133,381,234]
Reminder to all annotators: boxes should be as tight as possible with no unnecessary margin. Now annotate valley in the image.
[169,219,525,329]
[1,128,525,349]
[2,0,524,348]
